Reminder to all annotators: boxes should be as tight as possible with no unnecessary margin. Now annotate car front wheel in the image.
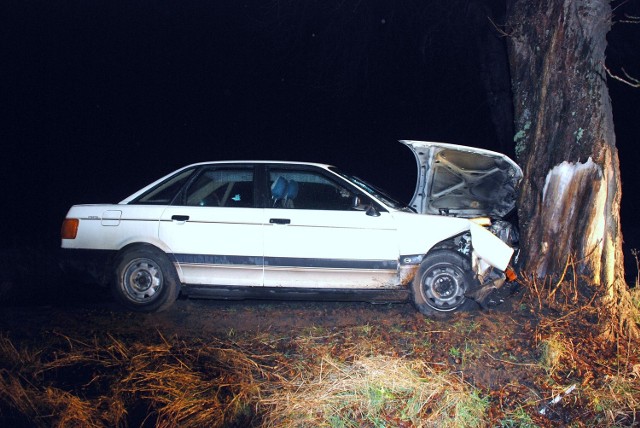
[113,247,180,312]
[411,250,477,317]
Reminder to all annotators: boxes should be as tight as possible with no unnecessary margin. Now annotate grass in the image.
[0,333,281,427]
[261,355,489,427]
[537,333,566,376]
[1,306,638,427]
[499,406,539,427]
[0,331,494,427]
[1,252,640,426]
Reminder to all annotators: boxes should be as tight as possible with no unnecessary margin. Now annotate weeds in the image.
[538,333,566,375]
[1,271,640,427]
[260,355,488,427]
[0,334,284,427]
[448,346,461,359]
[499,405,539,427]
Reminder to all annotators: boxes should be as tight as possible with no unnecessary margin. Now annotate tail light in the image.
[61,218,79,239]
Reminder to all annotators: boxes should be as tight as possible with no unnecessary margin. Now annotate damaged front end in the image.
[467,256,518,306]
[465,222,518,306]
[400,140,523,307]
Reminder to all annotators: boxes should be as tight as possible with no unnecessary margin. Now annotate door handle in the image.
[171,215,190,222]
[269,218,291,224]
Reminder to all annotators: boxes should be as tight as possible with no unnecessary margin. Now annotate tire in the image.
[113,247,180,312]
[411,250,478,317]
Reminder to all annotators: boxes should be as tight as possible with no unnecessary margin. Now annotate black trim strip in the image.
[263,256,396,270]
[173,253,397,270]
[174,254,263,266]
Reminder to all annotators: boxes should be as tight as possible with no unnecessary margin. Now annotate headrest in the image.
[271,176,288,199]
[286,179,299,199]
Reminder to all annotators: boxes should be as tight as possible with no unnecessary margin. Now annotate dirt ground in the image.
[2,257,637,426]
[0,280,522,340]
[0,282,539,395]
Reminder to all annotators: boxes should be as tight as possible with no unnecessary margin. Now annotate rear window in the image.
[131,168,195,205]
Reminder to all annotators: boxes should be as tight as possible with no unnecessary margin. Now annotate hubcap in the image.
[422,264,466,311]
[123,258,163,303]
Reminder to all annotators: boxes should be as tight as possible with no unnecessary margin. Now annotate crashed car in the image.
[61,141,522,316]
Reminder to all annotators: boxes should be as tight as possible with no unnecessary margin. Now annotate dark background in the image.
[2,1,639,262]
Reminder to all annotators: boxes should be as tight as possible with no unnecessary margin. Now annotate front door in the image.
[263,167,399,288]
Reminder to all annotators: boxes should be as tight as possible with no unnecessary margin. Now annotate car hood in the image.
[401,140,522,218]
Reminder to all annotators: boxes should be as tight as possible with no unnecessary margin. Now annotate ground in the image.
[0,248,638,427]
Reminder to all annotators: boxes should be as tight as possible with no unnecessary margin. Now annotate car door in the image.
[158,165,264,286]
[263,166,399,288]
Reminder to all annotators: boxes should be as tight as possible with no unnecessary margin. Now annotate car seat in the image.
[284,179,298,208]
[271,176,288,207]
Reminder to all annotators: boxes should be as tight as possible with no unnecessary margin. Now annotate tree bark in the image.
[506,0,637,338]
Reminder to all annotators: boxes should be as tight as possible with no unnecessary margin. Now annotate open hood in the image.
[401,140,522,218]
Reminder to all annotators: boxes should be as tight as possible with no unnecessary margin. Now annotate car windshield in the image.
[330,167,414,212]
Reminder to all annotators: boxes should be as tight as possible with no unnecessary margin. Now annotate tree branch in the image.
[619,14,640,24]
[604,64,640,88]
[487,15,512,37]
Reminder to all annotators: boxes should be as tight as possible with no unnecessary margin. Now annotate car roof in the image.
[181,160,336,169]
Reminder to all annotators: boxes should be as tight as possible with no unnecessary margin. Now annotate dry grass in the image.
[0,330,492,427]
[0,333,284,427]
[587,373,640,426]
[260,355,488,428]
[2,272,640,427]
[518,269,640,426]
[537,332,568,376]
[117,337,275,428]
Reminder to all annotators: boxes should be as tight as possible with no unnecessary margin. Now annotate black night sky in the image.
[2,1,639,256]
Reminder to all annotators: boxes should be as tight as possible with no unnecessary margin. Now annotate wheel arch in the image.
[426,232,472,262]
[114,242,183,285]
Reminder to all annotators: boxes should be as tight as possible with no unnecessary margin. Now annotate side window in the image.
[133,168,195,205]
[269,169,354,210]
[185,168,254,207]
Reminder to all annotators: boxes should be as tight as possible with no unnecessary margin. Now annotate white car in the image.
[61,141,522,315]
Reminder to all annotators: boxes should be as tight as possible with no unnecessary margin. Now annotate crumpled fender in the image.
[468,222,514,271]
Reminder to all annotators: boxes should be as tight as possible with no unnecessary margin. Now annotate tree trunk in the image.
[505,0,637,338]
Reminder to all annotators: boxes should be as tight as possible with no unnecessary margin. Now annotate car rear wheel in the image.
[113,247,180,312]
[411,250,477,317]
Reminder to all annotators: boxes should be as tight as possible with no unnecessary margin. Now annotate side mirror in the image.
[352,195,380,217]
[365,205,381,217]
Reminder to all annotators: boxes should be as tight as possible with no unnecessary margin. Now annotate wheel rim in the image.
[421,263,466,311]
[122,258,163,303]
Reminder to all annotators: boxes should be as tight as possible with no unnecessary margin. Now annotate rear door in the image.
[263,166,399,288]
[159,165,264,286]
